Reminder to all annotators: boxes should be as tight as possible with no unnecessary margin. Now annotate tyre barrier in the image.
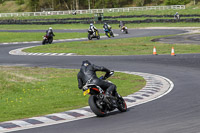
[1,18,200,25]
[103,14,200,18]
[1,14,200,24]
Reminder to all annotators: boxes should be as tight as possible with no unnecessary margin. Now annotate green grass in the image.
[0,32,87,43]
[0,22,200,31]
[23,35,200,55]
[0,66,146,122]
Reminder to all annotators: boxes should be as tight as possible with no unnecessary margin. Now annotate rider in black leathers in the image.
[46,27,55,40]
[77,60,118,97]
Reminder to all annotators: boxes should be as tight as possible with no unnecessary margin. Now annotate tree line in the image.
[0,0,199,12]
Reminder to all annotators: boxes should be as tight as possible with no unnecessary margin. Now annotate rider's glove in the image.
[82,85,88,91]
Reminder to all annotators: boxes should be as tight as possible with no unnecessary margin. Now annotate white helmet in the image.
[49,27,52,30]
[90,23,93,26]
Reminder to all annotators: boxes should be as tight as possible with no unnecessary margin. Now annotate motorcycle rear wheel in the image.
[88,34,92,40]
[89,95,107,117]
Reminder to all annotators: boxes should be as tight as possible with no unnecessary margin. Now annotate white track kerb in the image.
[0,71,174,133]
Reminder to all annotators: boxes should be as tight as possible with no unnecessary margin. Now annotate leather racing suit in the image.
[46,29,55,39]
[77,60,117,96]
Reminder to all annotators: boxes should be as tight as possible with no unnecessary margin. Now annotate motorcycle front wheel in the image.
[49,37,53,44]
[106,32,111,38]
[117,97,127,112]
[89,95,107,117]
[42,39,46,45]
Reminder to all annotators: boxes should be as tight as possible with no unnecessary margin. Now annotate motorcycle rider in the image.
[103,22,111,31]
[89,23,98,36]
[46,27,55,41]
[174,12,180,19]
[77,60,120,106]
[119,21,125,31]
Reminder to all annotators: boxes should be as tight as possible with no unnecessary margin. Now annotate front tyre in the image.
[117,97,127,112]
[42,39,46,45]
[106,32,111,38]
[89,95,106,117]
[49,37,53,44]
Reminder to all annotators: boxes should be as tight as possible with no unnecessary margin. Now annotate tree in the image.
[164,0,190,5]
[135,0,145,6]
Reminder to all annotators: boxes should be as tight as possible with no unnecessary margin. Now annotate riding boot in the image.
[115,92,122,99]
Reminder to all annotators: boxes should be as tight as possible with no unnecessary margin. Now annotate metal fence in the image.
[0,5,185,18]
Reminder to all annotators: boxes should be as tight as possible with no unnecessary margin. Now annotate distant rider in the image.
[119,21,125,31]
[77,60,120,106]
[103,23,111,31]
[174,12,179,19]
[46,27,55,40]
[89,23,98,36]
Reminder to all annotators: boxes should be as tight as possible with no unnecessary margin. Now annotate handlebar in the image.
[100,71,114,80]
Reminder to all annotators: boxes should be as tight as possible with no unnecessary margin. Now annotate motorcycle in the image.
[42,35,53,45]
[174,14,180,20]
[88,29,100,40]
[104,28,114,38]
[82,71,127,117]
[121,26,128,34]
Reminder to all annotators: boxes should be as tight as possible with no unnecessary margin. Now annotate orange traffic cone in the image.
[153,46,157,55]
[171,47,175,56]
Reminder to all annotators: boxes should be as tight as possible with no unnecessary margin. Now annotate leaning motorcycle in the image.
[174,15,180,20]
[88,29,100,40]
[42,35,53,45]
[104,28,114,38]
[121,26,128,34]
[82,71,127,117]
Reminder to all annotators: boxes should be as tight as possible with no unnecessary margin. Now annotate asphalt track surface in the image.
[1,29,200,133]
[153,34,200,45]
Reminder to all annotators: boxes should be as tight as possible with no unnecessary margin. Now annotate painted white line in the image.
[10,121,32,127]
[0,127,5,131]
[51,53,58,55]
[43,53,51,55]
[30,117,55,123]
[48,113,75,119]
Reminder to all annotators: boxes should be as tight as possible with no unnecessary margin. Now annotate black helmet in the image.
[82,60,91,67]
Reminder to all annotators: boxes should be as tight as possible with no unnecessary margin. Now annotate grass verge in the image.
[0,32,87,43]
[0,66,146,122]
[23,35,200,55]
[0,22,200,31]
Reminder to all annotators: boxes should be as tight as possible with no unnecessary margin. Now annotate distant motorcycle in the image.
[82,71,127,117]
[104,28,114,38]
[42,35,53,45]
[174,14,180,20]
[88,29,100,40]
[121,26,128,34]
